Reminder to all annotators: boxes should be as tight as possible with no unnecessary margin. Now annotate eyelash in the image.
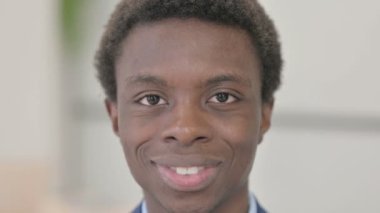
[137,94,167,106]
[207,92,239,104]
[136,92,239,106]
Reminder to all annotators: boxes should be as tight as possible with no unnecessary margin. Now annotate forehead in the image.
[115,18,261,87]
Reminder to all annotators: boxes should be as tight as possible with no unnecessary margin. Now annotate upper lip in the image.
[150,154,223,167]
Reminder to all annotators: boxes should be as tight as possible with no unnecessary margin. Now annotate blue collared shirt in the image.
[141,194,258,213]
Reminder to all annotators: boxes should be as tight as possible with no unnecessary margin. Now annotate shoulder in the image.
[256,199,267,213]
[131,203,142,213]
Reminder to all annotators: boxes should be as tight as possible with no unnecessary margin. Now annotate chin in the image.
[156,194,217,213]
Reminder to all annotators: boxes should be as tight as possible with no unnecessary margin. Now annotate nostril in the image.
[165,136,177,142]
[195,136,208,142]
[164,136,209,144]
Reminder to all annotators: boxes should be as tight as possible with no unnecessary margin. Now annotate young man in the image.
[95,0,282,212]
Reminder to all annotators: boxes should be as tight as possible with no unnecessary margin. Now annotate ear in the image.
[105,99,119,136]
[258,99,274,144]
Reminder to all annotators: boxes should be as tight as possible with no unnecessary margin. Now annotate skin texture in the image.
[106,18,273,213]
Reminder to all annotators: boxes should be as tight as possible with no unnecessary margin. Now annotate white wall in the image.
[0,1,61,212]
[252,1,380,212]
[0,1,60,161]
[261,0,380,115]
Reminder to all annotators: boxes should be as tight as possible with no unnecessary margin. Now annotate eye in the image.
[138,94,167,106]
[208,92,237,104]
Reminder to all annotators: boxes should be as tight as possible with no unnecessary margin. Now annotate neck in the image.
[213,185,250,213]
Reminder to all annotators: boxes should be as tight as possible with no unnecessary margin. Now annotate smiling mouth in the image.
[170,166,205,175]
[151,156,222,192]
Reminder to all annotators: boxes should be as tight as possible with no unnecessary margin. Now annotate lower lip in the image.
[156,165,219,192]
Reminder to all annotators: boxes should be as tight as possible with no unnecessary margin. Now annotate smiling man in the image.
[95,0,282,212]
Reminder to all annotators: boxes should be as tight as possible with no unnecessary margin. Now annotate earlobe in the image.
[105,99,120,136]
[259,99,274,144]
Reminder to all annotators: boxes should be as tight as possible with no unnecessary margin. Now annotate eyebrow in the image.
[125,73,251,88]
[126,74,168,87]
[205,74,251,87]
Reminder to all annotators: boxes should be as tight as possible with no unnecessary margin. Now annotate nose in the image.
[161,102,211,146]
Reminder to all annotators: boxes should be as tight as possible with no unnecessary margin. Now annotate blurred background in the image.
[0,0,379,212]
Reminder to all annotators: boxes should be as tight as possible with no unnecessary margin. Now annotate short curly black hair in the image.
[95,0,282,103]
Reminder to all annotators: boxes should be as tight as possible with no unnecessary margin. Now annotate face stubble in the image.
[106,18,273,213]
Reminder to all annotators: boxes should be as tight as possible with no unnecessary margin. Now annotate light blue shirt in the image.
[141,193,258,213]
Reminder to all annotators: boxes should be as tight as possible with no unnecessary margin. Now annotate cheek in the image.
[117,110,160,169]
[118,109,158,145]
[217,110,261,178]
[226,121,259,166]
[227,126,258,186]
[219,109,261,147]
[117,114,160,187]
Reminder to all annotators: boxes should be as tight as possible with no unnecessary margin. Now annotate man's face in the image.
[106,19,273,212]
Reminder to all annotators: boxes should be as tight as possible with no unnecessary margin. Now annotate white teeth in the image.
[187,167,198,175]
[176,167,188,175]
[172,167,204,175]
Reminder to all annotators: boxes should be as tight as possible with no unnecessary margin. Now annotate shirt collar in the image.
[141,193,258,213]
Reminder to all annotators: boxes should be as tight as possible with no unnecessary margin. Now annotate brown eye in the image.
[139,95,166,106]
[147,95,160,105]
[216,93,229,102]
[208,92,237,104]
